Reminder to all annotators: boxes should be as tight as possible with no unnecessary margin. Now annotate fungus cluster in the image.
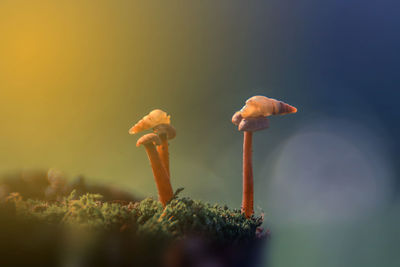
[129,109,176,206]
[130,95,297,218]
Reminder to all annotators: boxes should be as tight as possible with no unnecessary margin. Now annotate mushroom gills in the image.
[238,117,270,132]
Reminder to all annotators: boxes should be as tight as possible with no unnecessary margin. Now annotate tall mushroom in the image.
[232,95,297,218]
[153,124,176,177]
[136,133,174,206]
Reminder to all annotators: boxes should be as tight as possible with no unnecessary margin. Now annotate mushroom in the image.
[129,109,176,176]
[136,133,174,206]
[232,95,297,218]
[153,124,176,176]
[129,109,171,134]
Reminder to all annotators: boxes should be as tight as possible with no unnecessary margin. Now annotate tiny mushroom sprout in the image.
[232,95,297,218]
[153,124,176,177]
[136,133,174,207]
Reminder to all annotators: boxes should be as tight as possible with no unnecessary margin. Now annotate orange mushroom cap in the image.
[129,109,171,134]
[240,95,297,118]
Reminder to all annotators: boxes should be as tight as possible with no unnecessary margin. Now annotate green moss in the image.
[0,191,266,266]
[5,190,263,244]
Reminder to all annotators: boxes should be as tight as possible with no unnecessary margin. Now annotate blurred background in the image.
[0,0,399,266]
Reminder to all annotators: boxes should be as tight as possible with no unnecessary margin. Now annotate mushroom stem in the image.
[157,134,170,177]
[242,131,254,218]
[143,143,174,206]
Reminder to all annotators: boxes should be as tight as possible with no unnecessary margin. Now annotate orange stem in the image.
[144,144,173,206]
[157,135,170,177]
[242,131,254,218]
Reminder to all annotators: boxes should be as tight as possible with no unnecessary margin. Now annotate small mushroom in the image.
[129,109,170,134]
[233,95,297,218]
[129,109,177,177]
[153,124,176,177]
[136,133,174,206]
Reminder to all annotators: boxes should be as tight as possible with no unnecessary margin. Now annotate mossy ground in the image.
[5,190,262,243]
[0,190,265,266]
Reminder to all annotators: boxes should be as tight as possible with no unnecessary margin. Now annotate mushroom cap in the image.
[240,95,297,118]
[238,117,270,132]
[136,133,161,147]
[153,124,176,140]
[232,111,243,126]
[129,109,171,134]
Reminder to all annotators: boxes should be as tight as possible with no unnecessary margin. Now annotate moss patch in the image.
[5,190,262,244]
[0,191,266,266]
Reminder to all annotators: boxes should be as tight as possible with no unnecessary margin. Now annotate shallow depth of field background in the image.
[0,1,399,266]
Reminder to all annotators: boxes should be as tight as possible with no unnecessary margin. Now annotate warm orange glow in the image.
[129,109,171,134]
[0,1,189,186]
[0,2,76,89]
